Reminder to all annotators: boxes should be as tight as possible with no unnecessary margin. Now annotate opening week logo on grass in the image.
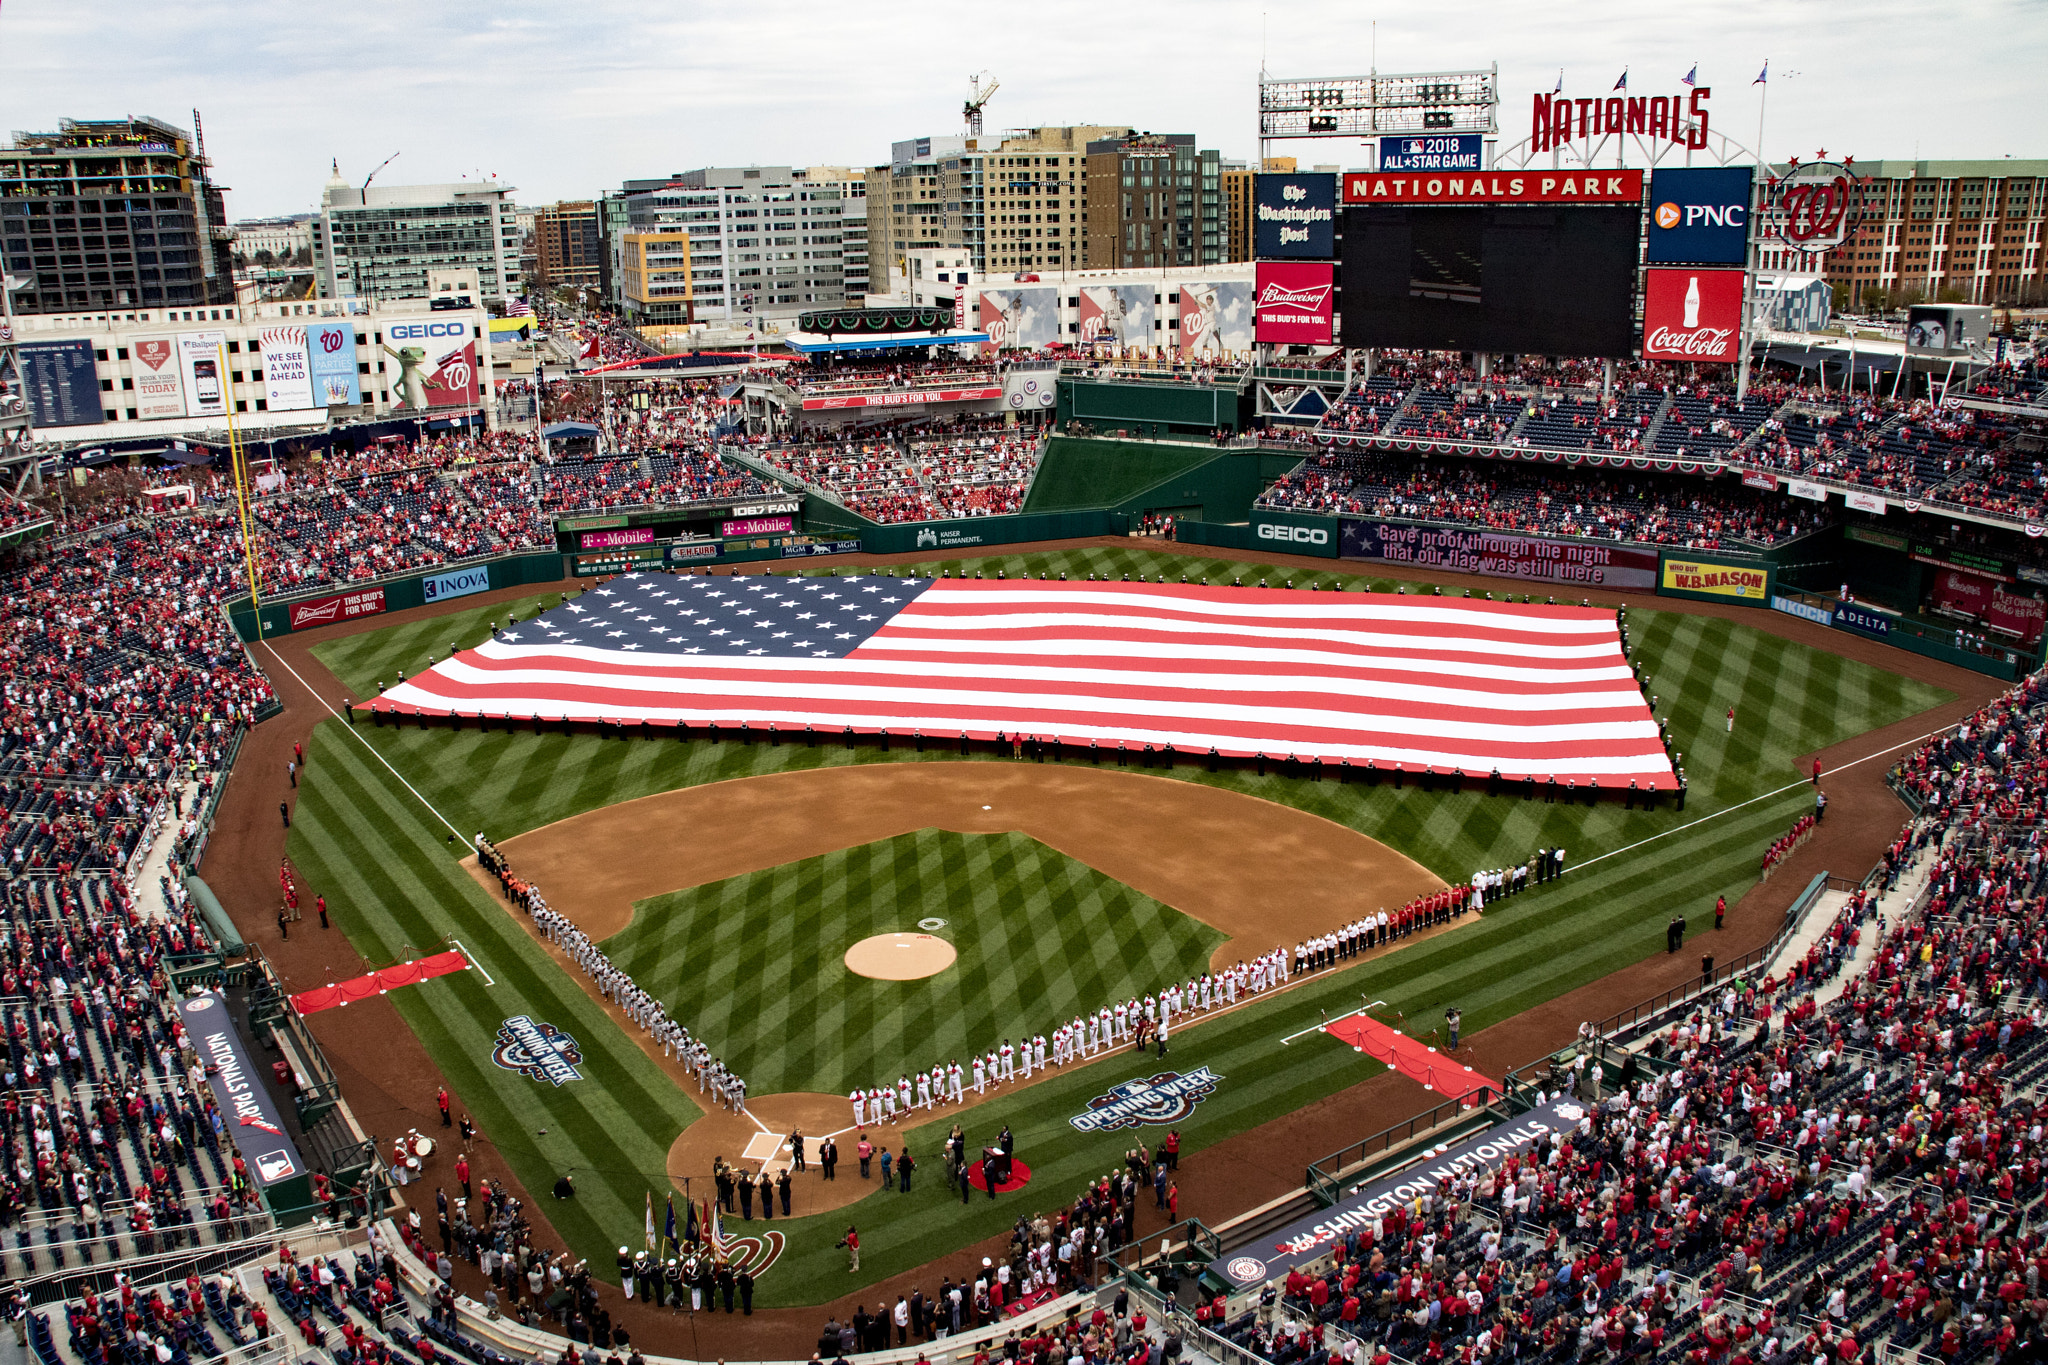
[1069,1068,1222,1133]
[493,1016,585,1086]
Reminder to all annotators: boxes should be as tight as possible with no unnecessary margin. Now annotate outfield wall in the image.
[226,552,566,642]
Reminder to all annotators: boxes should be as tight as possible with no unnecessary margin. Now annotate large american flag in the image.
[373,572,1674,787]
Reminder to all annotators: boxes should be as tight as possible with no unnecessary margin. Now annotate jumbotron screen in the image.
[1339,204,1639,356]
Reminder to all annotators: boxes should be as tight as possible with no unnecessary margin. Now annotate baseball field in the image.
[281,541,1950,1306]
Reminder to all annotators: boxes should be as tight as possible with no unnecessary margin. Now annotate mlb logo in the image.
[256,1150,297,1182]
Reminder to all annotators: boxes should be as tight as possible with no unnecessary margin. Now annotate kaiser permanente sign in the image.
[1210,1097,1588,1288]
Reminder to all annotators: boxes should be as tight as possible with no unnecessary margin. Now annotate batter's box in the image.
[742,1132,785,1163]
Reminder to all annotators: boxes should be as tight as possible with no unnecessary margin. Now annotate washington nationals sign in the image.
[1069,1068,1223,1133]
[493,1016,585,1086]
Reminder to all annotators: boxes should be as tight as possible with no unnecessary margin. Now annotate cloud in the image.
[1,0,2040,217]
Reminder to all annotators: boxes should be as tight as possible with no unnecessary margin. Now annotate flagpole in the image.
[1736,62,1768,402]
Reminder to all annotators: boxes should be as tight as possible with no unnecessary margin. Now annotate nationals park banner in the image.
[1210,1095,1590,1287]
[1342,520,1659,590]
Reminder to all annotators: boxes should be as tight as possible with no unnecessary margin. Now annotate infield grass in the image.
[283,543,1953,1304]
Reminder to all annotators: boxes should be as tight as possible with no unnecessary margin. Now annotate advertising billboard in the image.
[978,287,1059,352]
[423,566,492,604]
[1930,568,2045,642]
[1340,205,1639,356]
[17,339,101,427]
[307,321,362,406]
[177,992,306,1188]
[176,330,230,419]
[1077,285,1156,347]
[1342,169,1642,204]
[1178,281,1254,357]
[1641,269,1745,363]
[722,515,795,537]
[1378,134,1483,173]
[1645,166,1754,265]
[258,325,317,413]
[1341,520,1659,589]
[287,586,388,632]
[384,316,480,409]
[579,527,655,550]
[1906,305,1994,357]
[1253,173,1338,258]
[1659,555,1771,603]
[130,336,188,420]
[1254,262,1335,344]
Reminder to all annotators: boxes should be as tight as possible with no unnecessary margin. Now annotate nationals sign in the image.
[288,586,388,631]
[801,387,1002,411]
[1343,170,1642,204]
[1253,262,1335,344]
[1642,269,1745,363]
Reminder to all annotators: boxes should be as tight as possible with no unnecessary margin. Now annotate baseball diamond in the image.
[270,542,1955,1307]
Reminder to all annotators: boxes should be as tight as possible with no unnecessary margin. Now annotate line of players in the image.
[482,843,753,1115]
[1287,884,1477,977]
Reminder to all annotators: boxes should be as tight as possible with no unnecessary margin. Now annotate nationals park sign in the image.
[1343,170,1642,204]
[1209,1096,1588,1287]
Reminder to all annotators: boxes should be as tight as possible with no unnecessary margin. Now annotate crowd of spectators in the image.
[752,422,1039,524]
[1258,452,1834,550]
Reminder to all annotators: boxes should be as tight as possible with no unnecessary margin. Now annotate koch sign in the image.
[1646,167,1754,266]
[1210,1096,1588,1286]
[178,992,306,1187]
[1343,170,1642,204]
[1379,134,1482,172]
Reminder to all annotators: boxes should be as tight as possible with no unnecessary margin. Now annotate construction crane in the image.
[964,72,999,139]
[361,152,401,194]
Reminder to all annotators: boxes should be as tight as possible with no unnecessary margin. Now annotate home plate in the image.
[742,1132,783,1162]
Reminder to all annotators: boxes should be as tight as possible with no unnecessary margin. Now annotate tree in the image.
[254,249,277,269]
[1935,286,1971,304]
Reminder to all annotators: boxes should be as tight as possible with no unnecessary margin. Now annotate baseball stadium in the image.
[1,90,2046,1365]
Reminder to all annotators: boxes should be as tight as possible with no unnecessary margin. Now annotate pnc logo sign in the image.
[1257,523,1329,545]
[1656,201,1745,230]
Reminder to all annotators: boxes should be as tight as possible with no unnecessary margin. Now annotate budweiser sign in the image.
[801,387,1002,411]
[1253,262,1335,345]
[288,587,388,632]
[1641,269,1744,364]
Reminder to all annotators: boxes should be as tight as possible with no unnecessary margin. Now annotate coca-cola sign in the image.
[1253,261,1335,344]
[1641,268,1745,363]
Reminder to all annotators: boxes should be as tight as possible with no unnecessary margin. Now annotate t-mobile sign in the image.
[1254,262,1335,344]
[1641,268,1745,363]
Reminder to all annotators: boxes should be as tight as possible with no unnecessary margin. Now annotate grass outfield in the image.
[285,543,1951,1304]
[608,830,1226,1094]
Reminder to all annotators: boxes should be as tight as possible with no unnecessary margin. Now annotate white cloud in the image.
[2,0,2040,217]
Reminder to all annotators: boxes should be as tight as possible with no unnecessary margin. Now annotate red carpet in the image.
[290,950,470,1015]
[1323,1014,1500,1103]
[967,1157,1032,1193]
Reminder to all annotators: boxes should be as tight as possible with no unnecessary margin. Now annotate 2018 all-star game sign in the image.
[1069,1067,1222,1133]
[493,1016,585,1086]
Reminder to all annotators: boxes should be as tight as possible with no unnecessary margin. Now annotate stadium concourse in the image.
[0,345,2039,1364]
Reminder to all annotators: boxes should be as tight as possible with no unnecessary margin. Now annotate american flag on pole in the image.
[374,573,1674,787]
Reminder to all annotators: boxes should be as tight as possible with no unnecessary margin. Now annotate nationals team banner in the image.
[1254,262,1335,345]
[1343,169,1643,204]
[1210,1096,1590,1288]
[373,573,1675,787]
[1342,521,1660,590]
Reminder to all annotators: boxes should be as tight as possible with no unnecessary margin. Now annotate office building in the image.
[232,216,312,263]
[0,115,236,315]
[1760,160,2046,308]
[534,200,603,294]
[797,167,869,298]
[1082,133,1223,270]
[310,163,521,304]
[610,166,847,327]
[1220,156,1303,263]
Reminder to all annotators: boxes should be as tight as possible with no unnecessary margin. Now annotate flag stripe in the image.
[376,577,1676,786]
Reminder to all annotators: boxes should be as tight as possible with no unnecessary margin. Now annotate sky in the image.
[3,0,2043,219]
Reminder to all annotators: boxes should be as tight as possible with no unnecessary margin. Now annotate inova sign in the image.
[1257,522,1330,546]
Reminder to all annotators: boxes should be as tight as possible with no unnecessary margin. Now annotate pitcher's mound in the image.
[845,932,957,981]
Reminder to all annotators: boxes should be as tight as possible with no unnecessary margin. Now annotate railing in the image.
[14,1220,283,1308]
[1104,1216,1224,1290]
[1302,1092,1504,1206]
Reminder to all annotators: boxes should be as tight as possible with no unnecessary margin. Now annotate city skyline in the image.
[1,0,2041,218]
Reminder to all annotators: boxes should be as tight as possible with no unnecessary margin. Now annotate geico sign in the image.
[1257,523,1329,545]
[386,320,469,341]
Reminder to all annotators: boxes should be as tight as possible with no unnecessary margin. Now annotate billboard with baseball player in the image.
[977,288,1060,354]
[1178,281,1253,358]
[1078,285,1156,350]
